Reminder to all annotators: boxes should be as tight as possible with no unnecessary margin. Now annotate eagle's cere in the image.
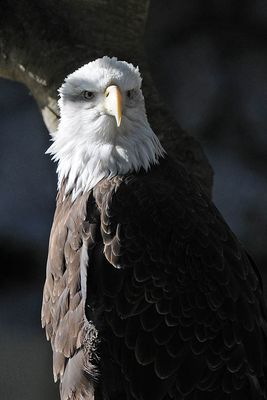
[42,56,267,400]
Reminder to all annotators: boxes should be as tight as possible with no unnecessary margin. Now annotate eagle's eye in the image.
[127,89,135,100]
[83,91,94,100]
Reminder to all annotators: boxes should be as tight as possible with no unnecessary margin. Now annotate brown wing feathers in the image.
[42,158,267,400]
[41,187,97,399]
[91,160,267,399]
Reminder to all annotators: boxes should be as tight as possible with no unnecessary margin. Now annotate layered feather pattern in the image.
[42,157,267,400]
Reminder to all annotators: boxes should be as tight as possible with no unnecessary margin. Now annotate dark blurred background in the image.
[0,1,267,399]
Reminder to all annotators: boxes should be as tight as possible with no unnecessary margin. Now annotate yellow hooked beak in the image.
[104,85,122,127]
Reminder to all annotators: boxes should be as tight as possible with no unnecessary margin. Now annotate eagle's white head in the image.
[48,56,165,199]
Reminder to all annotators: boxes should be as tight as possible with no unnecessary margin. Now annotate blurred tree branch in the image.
[0,0,213,196]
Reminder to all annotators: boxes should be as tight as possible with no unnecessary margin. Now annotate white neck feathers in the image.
[48,113,165,200]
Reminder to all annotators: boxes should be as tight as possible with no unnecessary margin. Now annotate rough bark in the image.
[0,0,213,196]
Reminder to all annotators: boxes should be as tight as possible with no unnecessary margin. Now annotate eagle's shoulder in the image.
[94,156,198,221]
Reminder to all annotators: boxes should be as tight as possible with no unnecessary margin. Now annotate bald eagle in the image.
[42,57,267,400]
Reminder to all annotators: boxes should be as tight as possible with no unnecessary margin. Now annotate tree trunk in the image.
[0,0,213,196]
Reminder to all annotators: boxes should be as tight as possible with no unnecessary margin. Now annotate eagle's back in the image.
[42,157,267,400]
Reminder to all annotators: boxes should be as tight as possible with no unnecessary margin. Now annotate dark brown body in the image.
[42,157,267,400]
